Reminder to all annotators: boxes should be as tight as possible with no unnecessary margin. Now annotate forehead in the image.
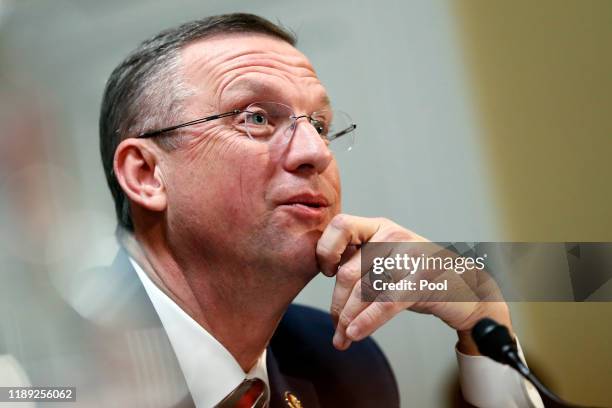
[180,34,329,110]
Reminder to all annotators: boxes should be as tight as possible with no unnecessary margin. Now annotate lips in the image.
[279,193,330,208]
[276,192,331,219]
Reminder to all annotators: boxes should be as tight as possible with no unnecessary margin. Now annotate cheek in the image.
[174,139,273,230]
[214,170,262,225]
[226,155,273,224]
[325,162,342,210]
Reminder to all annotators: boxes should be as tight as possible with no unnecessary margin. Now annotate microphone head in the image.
[471,318,517,364]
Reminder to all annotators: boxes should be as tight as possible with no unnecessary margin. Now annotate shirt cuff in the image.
[456,338,544,408]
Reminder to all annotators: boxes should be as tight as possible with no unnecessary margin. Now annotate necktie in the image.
[215,378,268,408]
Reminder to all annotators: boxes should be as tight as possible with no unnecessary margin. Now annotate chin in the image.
[266,230,321,281]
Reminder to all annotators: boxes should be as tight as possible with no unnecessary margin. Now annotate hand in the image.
[316,214,513,354]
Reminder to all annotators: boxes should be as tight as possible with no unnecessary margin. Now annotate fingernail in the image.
[333,330,342,348]
[346,324,360,341]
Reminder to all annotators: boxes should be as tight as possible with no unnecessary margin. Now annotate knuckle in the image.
[376,217,396,230]
[331,214,350,229]
[372,300,397,317]
[338,311,353,328]
[359,307,379,329]
[378,301,397,314]
[315,241,331,257]
[337,263,358,279]
[360,280,378,301]
[336,266,358,286]
[377,217,391,225]
[381,226,413,242]
[329,303,342,319]
[376,290,397,303]
[316,246,340,268]
[384,230,406,242]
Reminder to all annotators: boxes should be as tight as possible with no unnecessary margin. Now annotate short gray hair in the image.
[99,13,296,231]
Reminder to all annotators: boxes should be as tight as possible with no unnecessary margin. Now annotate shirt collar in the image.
[130,257,269,407]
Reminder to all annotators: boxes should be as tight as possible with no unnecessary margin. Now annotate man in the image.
[99,13,543,407]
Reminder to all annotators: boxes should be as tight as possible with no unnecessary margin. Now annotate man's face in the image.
[162,34,341,279]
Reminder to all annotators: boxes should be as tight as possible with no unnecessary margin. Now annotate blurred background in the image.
[0,0,610,406]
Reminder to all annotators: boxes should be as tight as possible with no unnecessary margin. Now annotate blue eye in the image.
[248,112,268,126]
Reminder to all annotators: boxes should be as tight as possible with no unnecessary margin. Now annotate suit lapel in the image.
[104,246,323,408]
[266,347,320,408]
[92,248,194,407]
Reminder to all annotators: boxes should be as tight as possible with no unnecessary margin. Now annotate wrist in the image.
[457,303,514,356]
[457,330,481,355]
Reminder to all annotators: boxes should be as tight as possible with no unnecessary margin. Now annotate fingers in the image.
[346,301,410,342]
[330,244,408,349]
[316,214,382,277]
[330,248,361,328]
[334,281,410,350]
[331,266,366,350]
[331,258,413,350]
[318,214,428,350]
[318,214,513,353]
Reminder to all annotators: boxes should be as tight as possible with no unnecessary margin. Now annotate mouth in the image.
[277,193,331,219]
[282,194,329,207]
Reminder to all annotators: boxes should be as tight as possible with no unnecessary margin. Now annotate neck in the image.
[130,226,308,372]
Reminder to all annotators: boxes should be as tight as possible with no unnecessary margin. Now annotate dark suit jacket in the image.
[2,249,399,407]
[268,303,399,407]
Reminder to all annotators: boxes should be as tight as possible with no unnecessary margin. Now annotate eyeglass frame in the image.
[136,102,357,145]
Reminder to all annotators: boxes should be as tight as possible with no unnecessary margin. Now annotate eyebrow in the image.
[221,78,331,108]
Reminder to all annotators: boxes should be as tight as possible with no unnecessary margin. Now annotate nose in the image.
[282,117,334,174]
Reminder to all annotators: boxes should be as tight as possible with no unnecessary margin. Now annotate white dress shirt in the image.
[131,257,543,408]
[456,342,544,407]
[131,258,269,407]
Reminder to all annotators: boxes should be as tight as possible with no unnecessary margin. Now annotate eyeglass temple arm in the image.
[328,123,357,141]
[137,110,242,138]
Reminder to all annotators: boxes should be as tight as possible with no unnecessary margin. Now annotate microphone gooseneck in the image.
[471,318,597,408]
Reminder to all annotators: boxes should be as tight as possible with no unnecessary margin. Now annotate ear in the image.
[113,139,167,213]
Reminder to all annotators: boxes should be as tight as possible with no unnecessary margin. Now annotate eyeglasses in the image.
[137,101,357,152]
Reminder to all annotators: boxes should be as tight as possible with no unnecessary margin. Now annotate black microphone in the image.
[472,318,598,408]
